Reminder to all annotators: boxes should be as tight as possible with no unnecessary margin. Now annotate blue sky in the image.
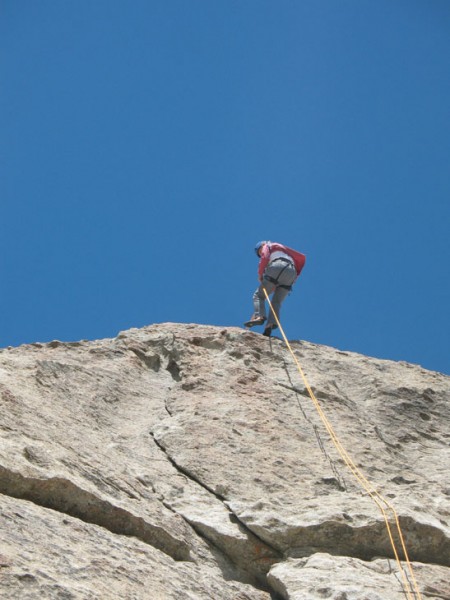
[1,1,449,375]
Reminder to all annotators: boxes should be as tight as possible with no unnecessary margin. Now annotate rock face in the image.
[0,322,449,599]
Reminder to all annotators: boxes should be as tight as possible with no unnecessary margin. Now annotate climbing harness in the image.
[263,258,295,291]
[262,288,422,600]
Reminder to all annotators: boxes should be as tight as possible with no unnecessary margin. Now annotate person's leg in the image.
[266,286,290,327]
[263,263,297,327]
[252,279,275,320]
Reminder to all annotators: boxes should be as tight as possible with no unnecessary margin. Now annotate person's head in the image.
[254,241,267,257]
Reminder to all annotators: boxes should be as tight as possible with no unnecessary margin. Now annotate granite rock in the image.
[0,323,448,598]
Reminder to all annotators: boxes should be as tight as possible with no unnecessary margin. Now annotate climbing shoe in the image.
[244,316,266,328]
[262,324,278,337]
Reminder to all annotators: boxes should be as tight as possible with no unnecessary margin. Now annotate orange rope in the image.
[263,288,421,599]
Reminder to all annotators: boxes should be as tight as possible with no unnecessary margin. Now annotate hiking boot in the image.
[244,316,266,328]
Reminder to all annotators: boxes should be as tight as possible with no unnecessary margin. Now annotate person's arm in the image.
[257,244,271,280]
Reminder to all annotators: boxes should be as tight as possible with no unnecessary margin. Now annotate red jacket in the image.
[258,242,306,280]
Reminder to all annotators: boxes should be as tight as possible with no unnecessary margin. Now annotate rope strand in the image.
[262,288,422,599]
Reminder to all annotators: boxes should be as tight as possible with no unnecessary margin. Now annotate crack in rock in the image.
[0,464,191,562]
[228,506,450,567]
[150,432,282,589]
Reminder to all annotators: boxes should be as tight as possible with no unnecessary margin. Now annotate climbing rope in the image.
[262,288,422,600]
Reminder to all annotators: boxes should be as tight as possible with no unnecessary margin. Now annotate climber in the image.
[244,241,306,336]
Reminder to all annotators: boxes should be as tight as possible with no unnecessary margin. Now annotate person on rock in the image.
[245,241,306,336]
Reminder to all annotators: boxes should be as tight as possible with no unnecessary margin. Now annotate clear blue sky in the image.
[1,1,449,375]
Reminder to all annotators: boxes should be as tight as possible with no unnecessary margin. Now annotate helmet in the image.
[254,241,267,256]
